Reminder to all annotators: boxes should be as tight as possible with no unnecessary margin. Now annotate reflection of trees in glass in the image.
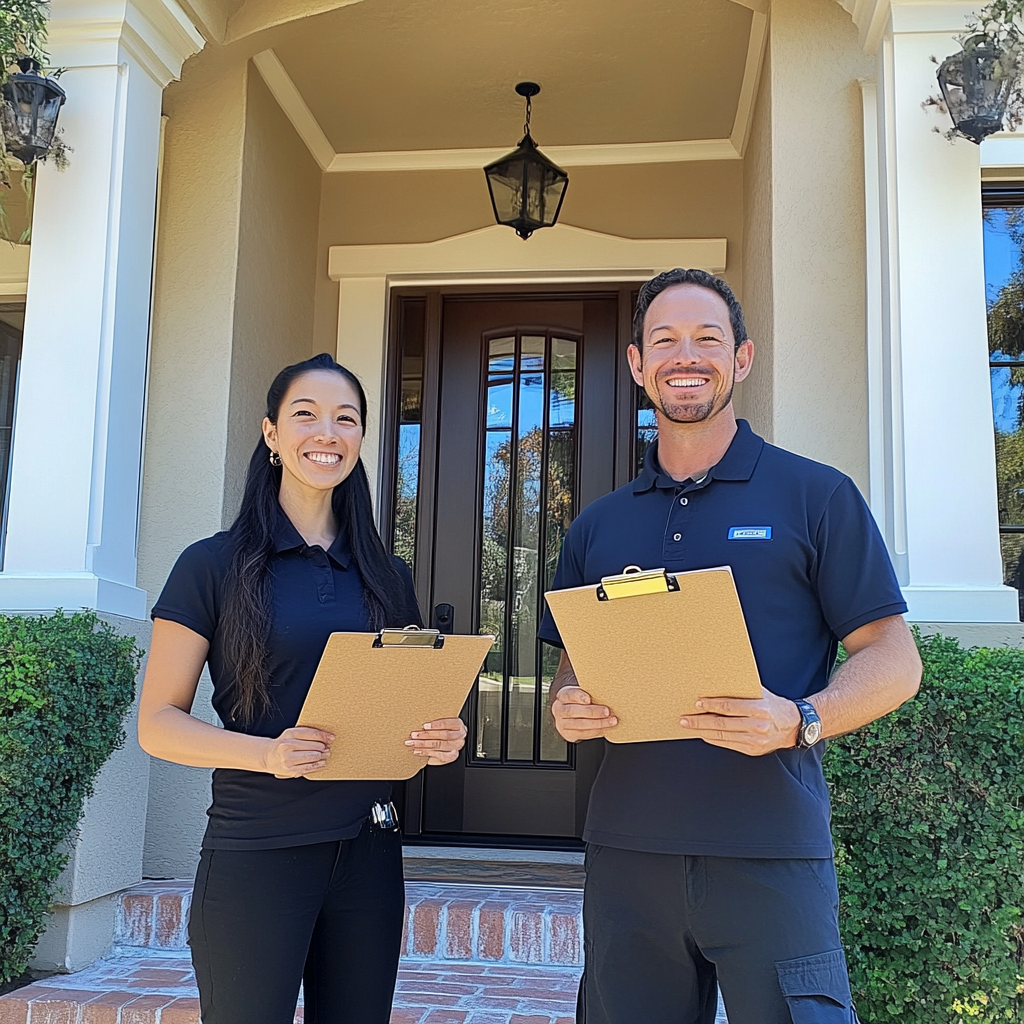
[393,425,419,568]
[985,204,1024,611]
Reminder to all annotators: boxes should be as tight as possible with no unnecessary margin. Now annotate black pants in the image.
[578,845,860,1024]
[188,822,404,1024]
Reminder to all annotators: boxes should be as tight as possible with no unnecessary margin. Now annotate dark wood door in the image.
[389,290,636,842]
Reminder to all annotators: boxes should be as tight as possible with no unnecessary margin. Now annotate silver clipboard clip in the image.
[596,565,680,601]
[372,625,445,649]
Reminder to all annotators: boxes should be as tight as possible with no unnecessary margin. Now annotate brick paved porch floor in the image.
[0,879,728,1023]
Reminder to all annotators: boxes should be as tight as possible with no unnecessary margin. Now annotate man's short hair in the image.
[632,268,747,351]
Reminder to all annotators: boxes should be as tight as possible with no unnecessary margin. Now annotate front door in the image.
[386,289,638,841]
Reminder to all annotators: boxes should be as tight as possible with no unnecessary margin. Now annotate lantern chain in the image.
[524,94,532,138]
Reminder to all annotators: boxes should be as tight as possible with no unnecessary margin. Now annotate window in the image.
[982,186,1024,617]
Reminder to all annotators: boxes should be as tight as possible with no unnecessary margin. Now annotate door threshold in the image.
[404,845,583,865]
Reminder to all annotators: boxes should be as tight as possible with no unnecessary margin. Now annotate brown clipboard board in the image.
[543,565,762,743]
[292,626,495,780]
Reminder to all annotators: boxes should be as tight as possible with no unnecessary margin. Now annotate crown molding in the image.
[48,0,204,86]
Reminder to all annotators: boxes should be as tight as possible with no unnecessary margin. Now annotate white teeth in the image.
[305,452,341,464]
[667,378,709,388]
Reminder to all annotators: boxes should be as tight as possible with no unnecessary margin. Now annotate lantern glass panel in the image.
[1,69,65,164]
[487,154,528,224]
[937,36,1016,143]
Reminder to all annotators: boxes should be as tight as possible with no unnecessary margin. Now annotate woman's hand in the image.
[262,726,335,777]
[405,718,467,766]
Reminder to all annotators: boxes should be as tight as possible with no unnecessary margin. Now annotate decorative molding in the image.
[326,138,740,173]
[227,0,364,43]
[0,244,29,299]
[252,50,335,170]
[48,0,204,87]
[328,224,727,281]
[730,9,768,157]
[256,40,760,172]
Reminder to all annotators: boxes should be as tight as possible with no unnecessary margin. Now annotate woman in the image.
[137,353,466,1024]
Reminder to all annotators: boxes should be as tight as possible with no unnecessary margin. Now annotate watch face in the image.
[803,720,822,746]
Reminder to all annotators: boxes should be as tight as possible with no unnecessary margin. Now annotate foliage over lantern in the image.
[484,82,568,240]
[0,0,69,242]
[927,0,1024,143]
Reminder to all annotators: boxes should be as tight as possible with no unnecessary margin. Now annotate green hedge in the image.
[0,611,140,987]
[825,630,1024,1022]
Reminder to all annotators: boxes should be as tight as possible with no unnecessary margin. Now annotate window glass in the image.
[392,300,424,571]
[983,192,1024,617]
[0,307,22,569]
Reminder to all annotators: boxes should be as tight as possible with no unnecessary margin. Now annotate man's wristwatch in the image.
[793,698,823,749]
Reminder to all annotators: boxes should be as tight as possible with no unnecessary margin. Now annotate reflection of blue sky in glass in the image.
[520,374,544,435]
[984,209,1024,431]
[487,381,513,427]
[397,425,419,498]
[483,430,509,520]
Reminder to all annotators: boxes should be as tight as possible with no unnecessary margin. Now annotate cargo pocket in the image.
[776,948,858,1023]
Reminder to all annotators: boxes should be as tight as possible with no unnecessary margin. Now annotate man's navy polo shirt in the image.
[537,420,907,858]
[152,509,422,851]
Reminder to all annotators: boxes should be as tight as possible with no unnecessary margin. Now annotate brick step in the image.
[116,880,584,967]
[0,955,580,1023]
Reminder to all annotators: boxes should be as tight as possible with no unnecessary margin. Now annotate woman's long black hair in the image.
[221,353,408,724]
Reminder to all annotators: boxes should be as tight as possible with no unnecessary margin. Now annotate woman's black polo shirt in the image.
[152,510,422,851]
[538,420,907,859]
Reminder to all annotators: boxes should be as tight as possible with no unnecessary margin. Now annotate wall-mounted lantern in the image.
[484,82,568,240]
[1,57,66,165]
[936,34,1016,144]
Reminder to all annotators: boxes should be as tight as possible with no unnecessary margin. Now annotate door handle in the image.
[432,603,455,634]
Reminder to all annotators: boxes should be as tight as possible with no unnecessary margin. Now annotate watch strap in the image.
[793,698,822,748]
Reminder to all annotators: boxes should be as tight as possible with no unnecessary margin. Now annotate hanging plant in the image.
[0,0,69,242]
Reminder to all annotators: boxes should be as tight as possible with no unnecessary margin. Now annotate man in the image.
[537,268,921,1024]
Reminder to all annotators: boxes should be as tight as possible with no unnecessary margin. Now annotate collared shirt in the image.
[152,509,421,851]
[537,420,907,858]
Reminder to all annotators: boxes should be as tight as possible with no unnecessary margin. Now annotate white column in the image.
[0,0,202,618]
[877,2,1018,621]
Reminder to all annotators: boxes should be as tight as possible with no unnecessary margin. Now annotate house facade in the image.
[4,0,1021,973]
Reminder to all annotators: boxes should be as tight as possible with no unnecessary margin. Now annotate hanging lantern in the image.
[936,34,1017,144]
[1,57,66,165]
[484,82,568,240]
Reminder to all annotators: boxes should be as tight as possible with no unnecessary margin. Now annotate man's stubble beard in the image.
[650,374,735,424]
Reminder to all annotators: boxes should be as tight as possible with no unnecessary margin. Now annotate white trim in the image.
[980,133,1024,168]
[329,225,726,281]
[889,2,978,35]
[254,39,765,172]
[903,585,1020,623]
[252,50,335,171]
[730,9,768,157]
[326,138,740,173]
[48,0,203,88]
[0,572,148,619]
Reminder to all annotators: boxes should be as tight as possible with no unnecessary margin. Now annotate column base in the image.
[30,890,119,974]
[903,584,1020,624]
[0,573,147,619]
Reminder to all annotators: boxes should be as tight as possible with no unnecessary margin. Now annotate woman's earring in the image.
[269,450,282,467]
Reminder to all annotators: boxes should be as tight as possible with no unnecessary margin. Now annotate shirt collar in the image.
[272,507,352,568]
[632,419,764,494]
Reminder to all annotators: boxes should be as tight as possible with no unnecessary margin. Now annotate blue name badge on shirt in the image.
[728,526,772,540]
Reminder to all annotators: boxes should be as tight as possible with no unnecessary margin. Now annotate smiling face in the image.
[262,369,364,495]
[628,283,753,424]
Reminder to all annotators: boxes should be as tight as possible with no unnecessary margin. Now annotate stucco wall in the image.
[223,69,321,524]
[765,0,874,489]
[312,161,746,356]
[739,46,774,441]
[140,52,321,880]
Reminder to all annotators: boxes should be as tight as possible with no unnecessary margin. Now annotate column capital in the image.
[48,0,204,88]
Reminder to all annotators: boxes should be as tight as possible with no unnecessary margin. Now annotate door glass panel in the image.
[475,331,577,765]
[477,337,516,759]
[636,389,657,475]
[393,299,424,571]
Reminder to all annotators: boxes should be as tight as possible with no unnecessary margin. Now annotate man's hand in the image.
[405,717,467,765]
[680,687,801,756]
[552,686,618,742]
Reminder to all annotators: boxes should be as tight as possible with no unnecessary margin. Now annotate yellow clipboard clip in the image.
[372,625,445,649]
[596,565,681,601]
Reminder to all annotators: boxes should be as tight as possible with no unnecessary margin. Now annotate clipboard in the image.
[543,565,762,743]
[291,626,495,780]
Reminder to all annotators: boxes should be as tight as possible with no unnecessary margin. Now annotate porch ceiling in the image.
[266,0,755,154]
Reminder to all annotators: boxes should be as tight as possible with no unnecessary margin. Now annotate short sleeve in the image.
[537,523,587,648]
[151,540,222,641]
[392,556,424,628]
[814,476,907,640]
